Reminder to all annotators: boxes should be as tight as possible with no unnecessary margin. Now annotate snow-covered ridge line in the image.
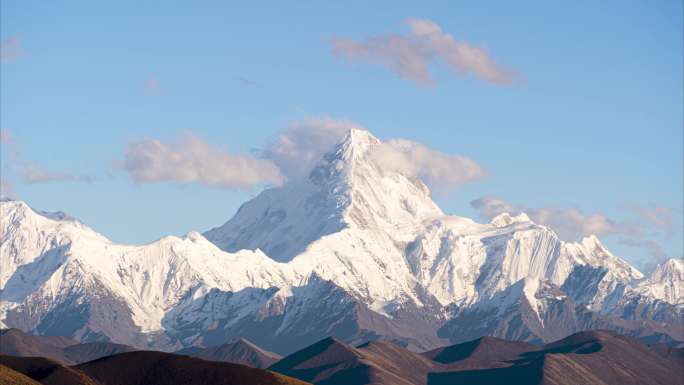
[1,128,681,351]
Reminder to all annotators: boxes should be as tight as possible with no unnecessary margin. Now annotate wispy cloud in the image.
[623,204,681,238]
[0,36,22,63]
[22,164,94,184]
[470,197,617,240]
[123,131,284,190]
[1,129,94,185]
[330,18,519,86]
[618,238,668,270]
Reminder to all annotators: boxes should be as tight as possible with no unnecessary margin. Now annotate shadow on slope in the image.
[77,350,309,385]
[0,355,97,385]
[429,330,680,385]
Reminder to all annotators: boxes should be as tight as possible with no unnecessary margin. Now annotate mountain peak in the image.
[205,127,442,261]
[342,127,379,149]
[1,199,80,225]
[490,212,531,227]
[326,128,380,164]
[655,258,684,275]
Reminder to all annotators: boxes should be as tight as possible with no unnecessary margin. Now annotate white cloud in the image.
[22,164,94,184]
[123,131,284,190]
[528,207,618,241]
[262,117,357,180]
[122,118,485,192]
[330,18,518,86]
[371,139,486,190]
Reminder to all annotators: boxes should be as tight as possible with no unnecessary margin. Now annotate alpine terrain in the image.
[0,128,682,355]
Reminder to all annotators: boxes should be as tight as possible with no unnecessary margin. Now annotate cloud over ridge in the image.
[121,118,485,192]
[470,196,681,267]
[1,129,94,185]
[262,117,355,180]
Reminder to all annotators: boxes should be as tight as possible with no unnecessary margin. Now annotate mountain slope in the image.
[422,336,537,367]
[0,365,42,385]
[62,342,136,365]
[1,128,682,354]
[205,128,443,263]
[0,329,137,365]
[0,329,76,364]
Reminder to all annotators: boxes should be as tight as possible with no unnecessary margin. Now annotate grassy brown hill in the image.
[1,352,310,385]
[0,355,97,385]
[2,330,681,385]
[269,337,443,385]
[176,338,281,368]
[76,350,308,385]
[271,331,683,385]
[422,335,538,369]
[428,330,681,385]
[0,364,43,385]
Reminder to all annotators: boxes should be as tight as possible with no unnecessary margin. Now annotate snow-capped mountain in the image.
[0,128,682,354]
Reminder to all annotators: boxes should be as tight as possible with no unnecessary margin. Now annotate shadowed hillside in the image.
[176,338,281,368]
[76,351,309,385]
[270,331,684,385]
[0,352,309,385]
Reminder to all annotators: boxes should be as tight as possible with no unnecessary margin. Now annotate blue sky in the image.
[1,1,682,270]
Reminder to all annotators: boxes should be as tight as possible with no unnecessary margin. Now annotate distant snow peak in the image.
[338,127,379,158]
[654,258,684,277]
[491,212,531,227]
